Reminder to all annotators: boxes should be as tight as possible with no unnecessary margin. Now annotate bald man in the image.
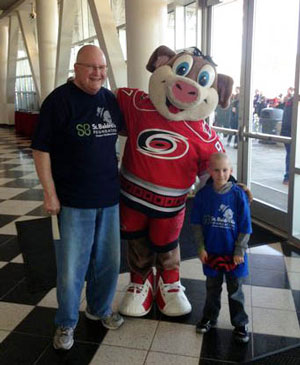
[32,45,124,350]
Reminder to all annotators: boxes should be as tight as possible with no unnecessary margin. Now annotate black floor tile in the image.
[0,164,20,170]
[0,237,20,261]
[160,278,206,325]
[26,205,47,217]
[281,242,300,257]
[248,253,286,272]
[0,263,25,298]
[10,189,44,201]
[292,290,300,312]
[2,178,40,188]
[14,307,56,337]
[252,332,300,360]
[0,170,29,178]
[0,234,14,246]
[1,279,48,305]
[35,341,99,365]
[248,268,290,289]
[0,332,50,365]
[75,311,108,344]
[0,214,19,228]
[200,327,252,363]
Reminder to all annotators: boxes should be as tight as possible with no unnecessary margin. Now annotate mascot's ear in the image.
[146,45,176,73]
[217,74,234,109]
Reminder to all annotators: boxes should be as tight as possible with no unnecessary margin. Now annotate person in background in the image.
[31,45,124,351]
[191,152,252,344]
[227,87,240,148]
[280,87,294,185]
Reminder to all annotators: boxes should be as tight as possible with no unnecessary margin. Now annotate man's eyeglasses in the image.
[76,63,108,72]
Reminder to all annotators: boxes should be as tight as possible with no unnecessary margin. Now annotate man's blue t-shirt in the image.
[191,184,252,277]
[31,82,124,208]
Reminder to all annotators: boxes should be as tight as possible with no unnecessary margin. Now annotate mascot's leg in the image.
[119,237,156,317]
[156,246,192,316]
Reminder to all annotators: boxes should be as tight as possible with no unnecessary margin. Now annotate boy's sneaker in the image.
[233,326,249,343]
[85,308,124,330]
[196,319,217,334]
[53,327,74,350]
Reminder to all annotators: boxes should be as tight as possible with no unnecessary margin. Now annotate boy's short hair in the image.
[209,152,232,168]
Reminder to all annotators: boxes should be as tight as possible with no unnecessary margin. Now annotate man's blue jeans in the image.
[54,204,120,328]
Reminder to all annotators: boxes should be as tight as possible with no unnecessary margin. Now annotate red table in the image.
[15,111,39,138]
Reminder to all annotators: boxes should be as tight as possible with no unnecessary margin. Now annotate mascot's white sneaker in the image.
[156,270,192,317]
[119,271,154,317]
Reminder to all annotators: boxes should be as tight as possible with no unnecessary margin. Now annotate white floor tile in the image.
[151,322,202,358]
[0,187,27,199]
[0,330,10,343]
[0,302,34,331]
[11,254,24,264]
[37,288,57,308]
[0,200,42,215]
[252,307,300,338]
[249,243,283,256]
[90,345,147,365]
[116,272,130,292]
[285,257,300,273]
[181,258,206,281]
[21,172,39,179]
[251,286,296,311]
[0,215,45,235]
[0,178,15,185]
[288,271,300,290]
[146,352,199,365]
[102,318,158,350]
[0,262,7,269]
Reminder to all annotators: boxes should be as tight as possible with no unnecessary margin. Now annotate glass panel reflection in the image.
[250,0,298,211]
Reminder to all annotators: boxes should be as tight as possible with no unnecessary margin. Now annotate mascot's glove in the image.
[237,183,253,204]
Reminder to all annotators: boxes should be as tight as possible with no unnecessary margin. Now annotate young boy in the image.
[191,152,252,344]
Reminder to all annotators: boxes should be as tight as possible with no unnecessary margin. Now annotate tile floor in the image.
[0,127,299,364]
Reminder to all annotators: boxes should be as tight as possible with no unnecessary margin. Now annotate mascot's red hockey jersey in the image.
[117,46,233,317]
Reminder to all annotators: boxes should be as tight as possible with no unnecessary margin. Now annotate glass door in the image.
[210,0,299,233]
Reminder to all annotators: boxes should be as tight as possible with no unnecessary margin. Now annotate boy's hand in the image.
[233,255,244,265]
[199,249,208,263]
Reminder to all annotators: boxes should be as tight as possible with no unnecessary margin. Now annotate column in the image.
[36,0,58,102]
[125,0,168,90]
[0,23,9,124]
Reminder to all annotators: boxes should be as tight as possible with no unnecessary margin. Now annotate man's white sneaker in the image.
[53,327,74,350]
[119,271,154,317]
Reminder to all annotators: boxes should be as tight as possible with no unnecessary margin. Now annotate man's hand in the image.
[44,192,61,215]
[199,249,208,263]
[233,255,244,265]
[237,183,253,203]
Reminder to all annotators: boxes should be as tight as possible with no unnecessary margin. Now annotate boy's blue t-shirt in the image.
[31,82,124,208]
[191,183,252,277]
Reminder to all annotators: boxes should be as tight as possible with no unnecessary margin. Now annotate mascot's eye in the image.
[172,55,193,77]
[197,64,215,88]
[176,62,189,76]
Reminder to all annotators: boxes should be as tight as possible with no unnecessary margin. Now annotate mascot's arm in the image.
[115,88,128,136]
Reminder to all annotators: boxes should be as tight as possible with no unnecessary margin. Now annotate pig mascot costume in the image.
[117,46,233,317]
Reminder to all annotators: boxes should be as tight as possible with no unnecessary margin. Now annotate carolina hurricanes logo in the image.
[137,129,189,159]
